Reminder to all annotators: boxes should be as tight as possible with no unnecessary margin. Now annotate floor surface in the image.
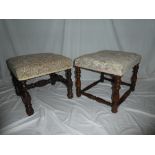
[0,78,155,135]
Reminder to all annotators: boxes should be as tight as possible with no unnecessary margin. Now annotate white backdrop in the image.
[0,19,155,80]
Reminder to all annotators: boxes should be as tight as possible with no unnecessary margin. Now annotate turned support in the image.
[111,75,121,113]
[131,64,139,91]
[100,72,104,82]
[20,81,34,116]
[65,69,73,99]
[50,73,57,85]
[75,67,81,97]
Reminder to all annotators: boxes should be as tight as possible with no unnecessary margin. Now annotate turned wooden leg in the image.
[10,72,20,96]
[50,73,56,85]
[20,81,34,116]
[111,75,121,113]
[75,66,81,97]
[131,64,139,91]
[100,72,104,82]
[65,69,73,99]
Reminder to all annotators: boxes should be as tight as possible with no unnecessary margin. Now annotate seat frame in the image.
[75,64,139,113]
[9,69,73,116]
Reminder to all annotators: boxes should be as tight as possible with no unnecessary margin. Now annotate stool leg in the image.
[50,73,56,85]
[100,73,104,82]
[131,64,139,91]
[20,81,34,116]
[111,75,121,113]
[75,66,81,97]
[10,72,20,96]
[65,69,73,99]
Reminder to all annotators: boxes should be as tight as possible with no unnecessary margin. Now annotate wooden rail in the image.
[27,74,67,89]
[81,91,112,106]
[82,80,101,92]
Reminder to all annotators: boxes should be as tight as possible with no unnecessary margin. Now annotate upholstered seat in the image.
[74,50,141,113]
[75,50,141,76]
[7,53,72,81]
[6,53,73,116]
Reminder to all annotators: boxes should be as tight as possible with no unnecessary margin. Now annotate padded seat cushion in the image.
[75,50,141,76]
[7,53,72,80]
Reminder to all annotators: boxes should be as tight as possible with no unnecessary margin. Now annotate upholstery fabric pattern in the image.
[75,50,141,76]
[7,53,72,81]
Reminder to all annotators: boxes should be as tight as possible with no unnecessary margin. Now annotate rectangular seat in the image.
[74,50,141,113]
[6,53,73,116]
[7,53,72,81]
[75,50,141,76]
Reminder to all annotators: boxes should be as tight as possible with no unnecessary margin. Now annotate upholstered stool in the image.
[6,53,73,116]
[74,50,141,113]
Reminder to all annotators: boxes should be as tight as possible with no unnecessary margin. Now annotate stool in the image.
[6,53,73,116]
[74,50,141,113]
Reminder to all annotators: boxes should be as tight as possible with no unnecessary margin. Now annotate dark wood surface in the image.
[66,69,73,98]
[50,73,57,85]
[82,80,101,92]
[119,89,131,105]
[9,63,139,115]
[111,76,121,113]
[20,81,34,116]
[27,79,51,89]
[81,91,112,106]
[103,76,131,87]
[100,73,104,82]
[26,74,68,90]
[75,64,140,113]
[75,67,81,97]
[10,70,73,116]
[131,64,139,91]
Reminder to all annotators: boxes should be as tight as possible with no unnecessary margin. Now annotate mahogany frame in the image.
[10,69,73,116]
[75,64,139,113]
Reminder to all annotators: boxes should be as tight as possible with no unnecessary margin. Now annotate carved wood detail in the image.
[75,64,139,113]
[119,89,131,105]
[111,76,121,113]
[9,69,73,116]
[103,76,131,87]
[20,81,34,116]
[81,91,112,106]
[131,64,139,91]
[27,79,51,89]
[100,73,104,82]
[50,73,57,85]
[26,74,68,90]
[75,67,81,97]
[66,69,73,98]
[82,80,101,92]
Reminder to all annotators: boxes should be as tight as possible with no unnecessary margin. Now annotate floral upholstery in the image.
[74,50,141,76]
[7,53,72,81]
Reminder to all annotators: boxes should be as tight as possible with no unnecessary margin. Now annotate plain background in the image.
[1,19,155,81]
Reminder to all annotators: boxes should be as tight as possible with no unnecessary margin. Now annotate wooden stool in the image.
[74,50,141,113]
[6,53,73,116]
